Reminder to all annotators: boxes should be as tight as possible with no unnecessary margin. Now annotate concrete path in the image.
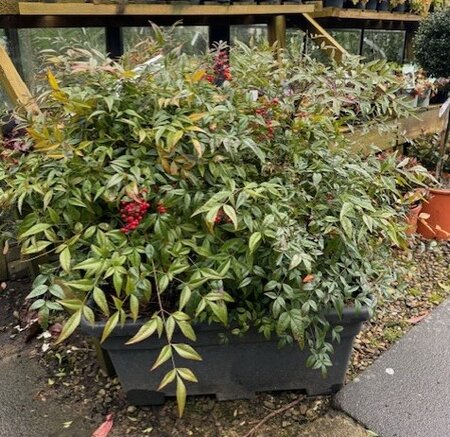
[0,347,93,437]
[335,297,450,437]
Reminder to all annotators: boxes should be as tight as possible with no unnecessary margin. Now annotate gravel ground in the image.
[1,237,449,436]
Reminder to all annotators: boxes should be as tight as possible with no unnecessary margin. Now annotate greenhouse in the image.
[1,2,450,436]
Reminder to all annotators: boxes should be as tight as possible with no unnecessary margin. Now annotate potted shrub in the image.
[414,9,450,239]
[345,0,368,9]
[410,0,432,15]
[390,0,407,12]
[0,32,424,415]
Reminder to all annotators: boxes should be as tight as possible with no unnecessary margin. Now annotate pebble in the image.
[127,406,137,414]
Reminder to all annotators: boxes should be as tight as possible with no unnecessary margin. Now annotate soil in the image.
[1,237,449,436]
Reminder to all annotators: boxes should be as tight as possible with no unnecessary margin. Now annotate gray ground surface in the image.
[0,349,93,437]
[335,297,450,437]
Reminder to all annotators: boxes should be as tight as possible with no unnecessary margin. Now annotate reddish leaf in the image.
[302,274,314,283]
[92,414,113,437]
[407,313,429,325]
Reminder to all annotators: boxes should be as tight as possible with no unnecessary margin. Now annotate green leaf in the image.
[166,316,176,341]
[60,247,71,273]
[363,215,374,232]
[21,240,52,255]
[130,295,139,321]
[179,286,191,311]
[208,301,228,325]
[93,287,110,317]
[177,368,198,383]
[158,275,169,293]
[83,305,95,326]
[177,321,197,341]
[126,318,158,345]
[151,344,172,370]
[19,223,52,239]
[176,376,187,417]
[29,299,46,310]
[172,344,202,361]
[249,232,262,254]
[100,311,120,343]
[55,310,82,344]
[26,284,48,299]
[340,202,354,221]
[73,258,102,271]
[340,216,353,239]
[157,369,177,390]
[59,299,83,311]
[65,279,94,292]
[223,205,238,229]
[289,253,302,270]
[48,284,65,299]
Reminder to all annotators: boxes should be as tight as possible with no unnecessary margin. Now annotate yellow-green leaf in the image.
[249,232,262,254]
[177,368,198,383]
[223,205,238,230]
[125,318,157,345]
[60,247,71,273]
[151,344,172,370]
[130,295,139,322]
[55,309,81,344]
[100,311,120,343]
[19,223,52,239]
[93,287,109,317]
[176,376,187,417]
[172,343,202,361]
[192,138,203,157]
[47,70,60,91]
[157,369,176,390]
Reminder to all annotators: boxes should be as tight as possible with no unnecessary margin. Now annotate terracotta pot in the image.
[406,203,422,235]
[417,188,450,240]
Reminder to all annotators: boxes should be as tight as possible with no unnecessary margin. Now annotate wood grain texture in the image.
[18,2,315,16]
[0,0,19,14]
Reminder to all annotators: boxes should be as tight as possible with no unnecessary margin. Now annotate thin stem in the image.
[151,258,176,370]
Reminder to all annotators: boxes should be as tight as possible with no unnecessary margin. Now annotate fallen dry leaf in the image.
[407,313,429,325]
[92,414,114,437]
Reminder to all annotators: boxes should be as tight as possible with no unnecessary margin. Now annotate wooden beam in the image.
[311,7,421,22]
[0,44,38,113]
[301,13,348,63]
[18,2,315,16]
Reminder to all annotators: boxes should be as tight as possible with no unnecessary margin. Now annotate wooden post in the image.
[300,13,348,63]
[268,15,286,49]
[106,26,123,59]
[0,44,39,113]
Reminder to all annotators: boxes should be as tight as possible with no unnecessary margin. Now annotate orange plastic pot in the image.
[406,203,422,235]
[417,188,450,240]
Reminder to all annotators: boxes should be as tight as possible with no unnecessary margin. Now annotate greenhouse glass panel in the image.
[362,30,405,64]
[330,29,361,55]
[123,26,208,54]
[230,25,268,47]
[18,28,105,92]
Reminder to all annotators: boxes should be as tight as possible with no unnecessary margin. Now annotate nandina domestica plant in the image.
[0,28,430,415]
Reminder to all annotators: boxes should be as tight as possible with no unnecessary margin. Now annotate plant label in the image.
[439,97,450,118]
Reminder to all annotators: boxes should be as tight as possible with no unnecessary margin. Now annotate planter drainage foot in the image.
[126,389,165,406]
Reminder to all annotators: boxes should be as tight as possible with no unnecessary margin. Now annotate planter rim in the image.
[428,188,450,196]
[80,304,371,338]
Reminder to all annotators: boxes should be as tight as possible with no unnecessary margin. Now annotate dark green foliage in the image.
[414,9,450,78]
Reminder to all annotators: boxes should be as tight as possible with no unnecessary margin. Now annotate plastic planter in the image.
[80,307,370,406]
[377,0,389,10]
[323,0,345,7]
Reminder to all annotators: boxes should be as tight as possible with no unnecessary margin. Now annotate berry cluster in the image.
[255,98,279,139]
[120,198,150,234]
[204,50,232,85]
[214,208,232,225]
[156,201,167,214]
